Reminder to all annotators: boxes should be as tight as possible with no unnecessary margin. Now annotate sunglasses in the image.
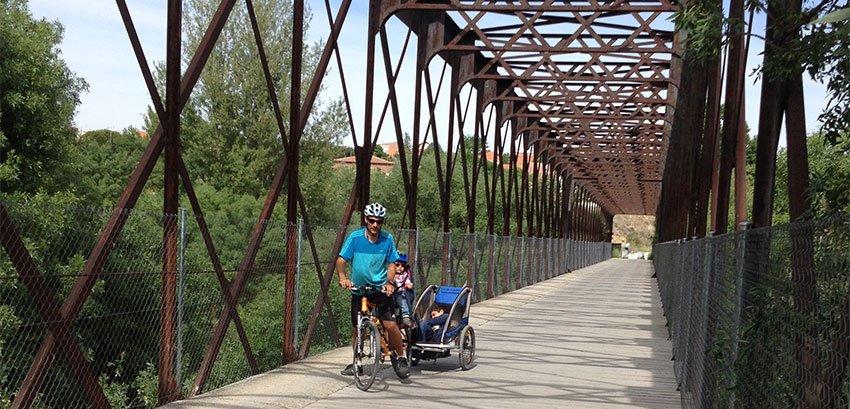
[366,218,384,225]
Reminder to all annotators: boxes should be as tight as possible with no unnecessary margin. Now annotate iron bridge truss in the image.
[383,0,678,215]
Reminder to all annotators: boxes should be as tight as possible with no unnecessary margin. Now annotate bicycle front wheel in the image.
[353,319,381,391]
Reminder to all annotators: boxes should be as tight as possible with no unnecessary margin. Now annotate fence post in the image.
[487,235,495,298]
[696,233,714,408]
[415,228,421,287]
[295,219,303,354]
[673,238,688,383]
[176,207,186,390]
[518,237,525,288]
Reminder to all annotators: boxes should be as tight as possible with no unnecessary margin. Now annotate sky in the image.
[28,0,832,147]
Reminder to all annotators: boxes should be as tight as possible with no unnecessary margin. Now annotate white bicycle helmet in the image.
[363,202,387,218]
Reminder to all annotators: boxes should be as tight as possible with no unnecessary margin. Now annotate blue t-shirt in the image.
[339,228,400,288]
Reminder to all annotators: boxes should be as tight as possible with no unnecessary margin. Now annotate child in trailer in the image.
[392,252,414,327]
[417,306,448,343]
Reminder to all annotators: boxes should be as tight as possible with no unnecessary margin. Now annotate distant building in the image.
[333,155,395,174]
[377,142,430,158]
[483,152,540,173]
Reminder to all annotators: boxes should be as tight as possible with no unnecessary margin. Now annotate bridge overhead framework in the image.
[374,0,677,217]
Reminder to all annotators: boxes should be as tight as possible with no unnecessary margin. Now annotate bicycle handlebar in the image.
[348,285,387,294]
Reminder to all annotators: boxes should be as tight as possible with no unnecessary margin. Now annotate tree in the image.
[145,0,346,198]
[798,3,850,142]
[0,0,88,194]
[73,128,149,206]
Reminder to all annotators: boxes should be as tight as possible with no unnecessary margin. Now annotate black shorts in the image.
[350,291,396,328]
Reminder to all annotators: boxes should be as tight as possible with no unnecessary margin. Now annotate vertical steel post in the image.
[408,19,428,232]
[715,0,746,234]
[415,228,421,287]
[295,219,303,354]
[505,236,512,291]
[176,207,186,390]
[159,0,182,403]
[517,237,525,288]
[447,231,453,286]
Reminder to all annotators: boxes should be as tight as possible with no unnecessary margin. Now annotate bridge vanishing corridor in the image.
[163,259,679,409]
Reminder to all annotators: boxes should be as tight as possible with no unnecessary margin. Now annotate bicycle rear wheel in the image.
[353,320,381,391]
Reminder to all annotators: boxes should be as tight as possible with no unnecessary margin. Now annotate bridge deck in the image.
[166,259,680,408]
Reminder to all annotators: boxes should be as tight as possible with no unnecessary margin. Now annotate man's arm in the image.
[383,262,397,295]
[337,256,352,289]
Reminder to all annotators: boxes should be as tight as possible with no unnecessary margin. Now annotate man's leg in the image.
[382,319,410,377]
[341,296,360,375]
[383,320,404,356]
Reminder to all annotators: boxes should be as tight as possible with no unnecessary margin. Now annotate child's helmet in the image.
[397,252,408,264]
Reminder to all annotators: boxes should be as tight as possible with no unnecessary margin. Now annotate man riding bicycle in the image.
[337,202,409,377]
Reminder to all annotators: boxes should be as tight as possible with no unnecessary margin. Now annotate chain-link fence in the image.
[654,216,850,408]
[1,203,611,408]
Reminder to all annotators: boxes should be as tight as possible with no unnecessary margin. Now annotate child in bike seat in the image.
[417,305,449,343]
[392,252,414,327]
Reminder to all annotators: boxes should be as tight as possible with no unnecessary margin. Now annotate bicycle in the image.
[349,285,411,391]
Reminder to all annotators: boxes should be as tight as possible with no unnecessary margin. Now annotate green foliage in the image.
[674,0,850,143]
[672,0,724,61]
[132,362,157,408]
[802,7,850,142]
[754,0,850,140]
[73,128,148,206]
[0,0,88,193]
[803,133,850,217]
[144,0,347,197]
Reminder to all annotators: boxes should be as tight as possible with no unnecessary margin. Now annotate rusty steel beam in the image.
[751,76,784,228]
[1,206,109,409]
[177,156,258,372]
[116,0,166,124]
[282,0,304,365]
[714,0,746,234]
[657,37,708,241]
[387,1,677,13]
[299,186,359,357]
[693,52,723,238]
[379,27,413,198]
[158,0,182,404]
[247,0,289,149]
[191,155,289,395]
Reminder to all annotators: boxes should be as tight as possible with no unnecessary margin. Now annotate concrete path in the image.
[165,259,680,408]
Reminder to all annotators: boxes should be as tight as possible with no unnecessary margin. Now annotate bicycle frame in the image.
[356,296,393,359]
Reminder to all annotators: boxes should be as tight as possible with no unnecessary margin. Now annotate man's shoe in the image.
[340,363,362,376]
[395,356,410,378]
